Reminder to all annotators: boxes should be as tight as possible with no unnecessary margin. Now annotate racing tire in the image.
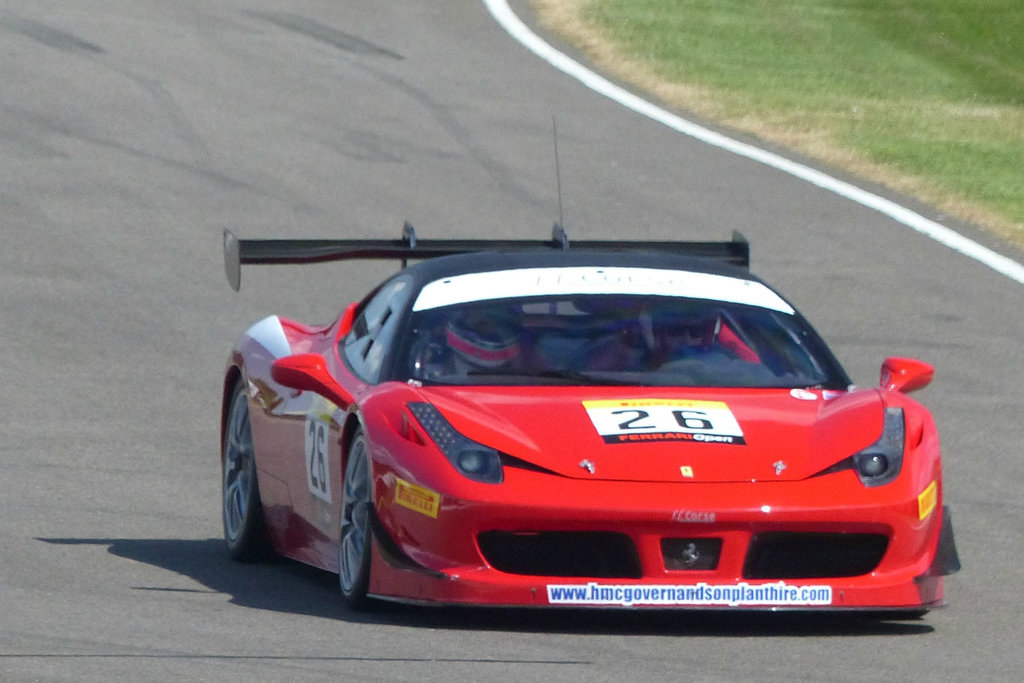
[222,382,273,562]
[339,431,374,609]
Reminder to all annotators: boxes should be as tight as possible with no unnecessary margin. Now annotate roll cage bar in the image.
[223,223,749,291]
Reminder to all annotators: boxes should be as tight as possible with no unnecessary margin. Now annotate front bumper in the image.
[368,465,957,610]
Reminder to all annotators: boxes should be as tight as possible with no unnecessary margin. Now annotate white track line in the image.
[483,0,1024,285]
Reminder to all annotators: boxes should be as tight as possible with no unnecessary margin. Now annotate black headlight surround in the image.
[407,402,504,484]
[853,406,905,487]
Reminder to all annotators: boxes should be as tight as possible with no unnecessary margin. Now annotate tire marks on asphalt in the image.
[247,11,404,60]
[1,15,103,55]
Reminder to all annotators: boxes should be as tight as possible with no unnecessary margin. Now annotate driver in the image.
[648,309,721,366]
[445,309,521,373]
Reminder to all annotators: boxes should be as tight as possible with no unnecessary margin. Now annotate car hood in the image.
[416,385,884,483]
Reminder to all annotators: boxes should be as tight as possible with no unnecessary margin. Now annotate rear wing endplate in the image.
[224,223,749,291]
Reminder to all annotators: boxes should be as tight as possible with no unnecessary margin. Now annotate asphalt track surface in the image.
[2,1,1022,681]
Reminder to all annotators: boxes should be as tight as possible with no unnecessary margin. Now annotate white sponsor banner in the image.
[412,267,794,313]
[547,581,833,607]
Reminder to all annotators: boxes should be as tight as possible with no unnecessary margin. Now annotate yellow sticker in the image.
[395,478,440,519]
[917,480,938,520]
[680,466,694,478]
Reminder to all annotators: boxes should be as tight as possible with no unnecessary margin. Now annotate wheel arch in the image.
[221,365,244,460]
[339,409,366,480]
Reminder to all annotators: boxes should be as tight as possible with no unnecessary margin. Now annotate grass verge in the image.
[533,0,1024,248]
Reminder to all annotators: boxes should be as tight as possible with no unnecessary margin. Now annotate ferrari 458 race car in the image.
[220,226,959,612]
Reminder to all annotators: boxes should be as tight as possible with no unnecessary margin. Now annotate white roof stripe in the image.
[412,267,794,313]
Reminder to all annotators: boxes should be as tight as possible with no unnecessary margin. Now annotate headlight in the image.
[853,407,904,487]
[407,402,504,484]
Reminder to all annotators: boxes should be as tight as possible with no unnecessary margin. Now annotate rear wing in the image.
[223,224,749,291]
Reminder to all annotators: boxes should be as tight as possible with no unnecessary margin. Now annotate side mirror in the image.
[271,353,353,404]
[880,357,934,394]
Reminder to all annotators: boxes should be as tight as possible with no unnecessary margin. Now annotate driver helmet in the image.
[650,308,718,350]
[445,309,520,368]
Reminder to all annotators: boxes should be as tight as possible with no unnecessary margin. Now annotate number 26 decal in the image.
[305,416,332,502]
[584,399,746,446]
[614,408,715,431]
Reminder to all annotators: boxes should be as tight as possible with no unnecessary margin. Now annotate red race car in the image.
[220,226,959,612]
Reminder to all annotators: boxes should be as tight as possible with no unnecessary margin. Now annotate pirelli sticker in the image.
[918,480,938,520]
[583,399,746,446]
[395,478,440,518]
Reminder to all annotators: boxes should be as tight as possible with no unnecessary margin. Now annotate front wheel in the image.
[222,383,272,561]
[339,431,373,608]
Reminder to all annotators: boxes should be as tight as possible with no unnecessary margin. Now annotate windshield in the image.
[398,294,846,388]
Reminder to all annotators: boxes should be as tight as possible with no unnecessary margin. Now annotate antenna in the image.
[552,116,565,233]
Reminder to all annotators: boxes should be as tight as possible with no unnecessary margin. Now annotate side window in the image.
[343,276,412,382]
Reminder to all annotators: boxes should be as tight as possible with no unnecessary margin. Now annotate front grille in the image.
[478,531,642,578]
[743,532,889,579]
